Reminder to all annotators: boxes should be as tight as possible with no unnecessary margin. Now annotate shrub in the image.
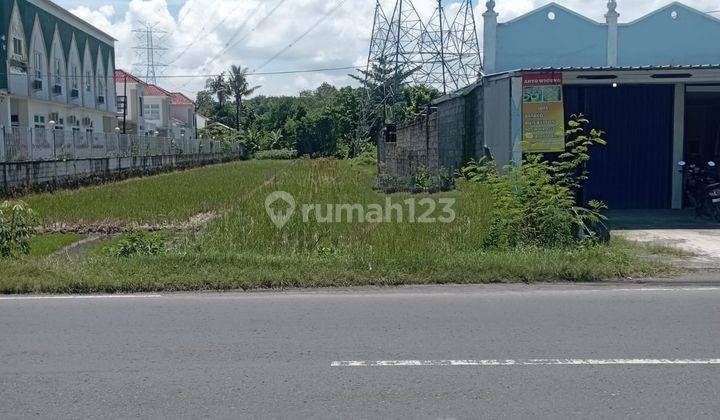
[351,144,377,166]
[0,201,38,258]
[255,149,298,160]
[112,232,166,258]
[413,165,435,191]
[462,114,607,249]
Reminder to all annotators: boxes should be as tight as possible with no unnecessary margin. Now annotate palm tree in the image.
[227,65,261,131]
[205,72,229,108]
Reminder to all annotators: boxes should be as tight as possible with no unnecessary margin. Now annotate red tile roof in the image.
[143,84,172,97]
[172,117,188,126]
[170,92,194,105]
[115,72,193,105]
[115,69,145,85]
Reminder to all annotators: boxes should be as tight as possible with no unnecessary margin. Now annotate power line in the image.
[166,1,249,66]
[255,0,350,71]
[177,1,200,26]
[179,0,289,88]
[160,0,201,40]
[3,65,362,80]
[197,0,287,74]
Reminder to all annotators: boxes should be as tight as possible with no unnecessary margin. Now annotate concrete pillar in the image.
[483,0,498,74]
[672,83,685,209]
[510,76,523,165]
[0,94,8,162]
[605,0,619,67]
[0,126,5,164]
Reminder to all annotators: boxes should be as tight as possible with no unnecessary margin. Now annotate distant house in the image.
[169,92,197,138]
[142,83,172,137]
[196,113,208,131]
[140,84,199,138]
[1,0,117,133]
[115,69,147,135]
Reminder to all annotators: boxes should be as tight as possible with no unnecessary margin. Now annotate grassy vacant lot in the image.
[1,159,674,294]
[24,160,291,224]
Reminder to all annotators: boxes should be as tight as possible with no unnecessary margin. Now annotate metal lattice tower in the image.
[366,0,482,97]
[132,21,168,85]
[445,0,483,89]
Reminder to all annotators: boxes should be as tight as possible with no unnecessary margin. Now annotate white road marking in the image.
[612,287,720,292]
[0,294,162,301]
[331,359,720,367]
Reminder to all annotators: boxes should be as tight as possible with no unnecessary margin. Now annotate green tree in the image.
[205,73,229,108]
[350,58,418,124]
[195,90,215,117]
[227,65,261,131]
[404,84,441,120]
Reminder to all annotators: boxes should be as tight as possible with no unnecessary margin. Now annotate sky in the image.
[54,0,720,98]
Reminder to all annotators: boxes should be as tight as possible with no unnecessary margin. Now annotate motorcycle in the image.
[679,160,720,222]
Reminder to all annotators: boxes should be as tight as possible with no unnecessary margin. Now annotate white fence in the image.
[0,126,239,163]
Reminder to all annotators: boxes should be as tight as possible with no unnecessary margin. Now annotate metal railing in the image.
[0,126,240,163]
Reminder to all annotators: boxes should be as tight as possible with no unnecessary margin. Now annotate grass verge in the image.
[27,233,87,259]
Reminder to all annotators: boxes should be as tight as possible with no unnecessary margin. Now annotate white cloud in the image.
[63,0,720,98]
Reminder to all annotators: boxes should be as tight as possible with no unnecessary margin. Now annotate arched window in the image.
[82,43,95,107]
[96,49,106,105]
[50,31,66,97]
[107,56,116,112]
[9,6,27,73]
[68,37,81,98]
[29,18,48,94]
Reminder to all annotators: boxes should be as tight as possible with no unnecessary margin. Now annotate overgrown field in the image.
[1,159,674,294]
[24,160,292,224]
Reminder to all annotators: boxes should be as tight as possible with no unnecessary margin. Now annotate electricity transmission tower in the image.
[365,0,482,98]
[356,0,482,144]
[133,21,168,85]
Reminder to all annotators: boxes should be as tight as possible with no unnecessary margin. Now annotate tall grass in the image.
[0,159,674,294]
[23,160,292,224]
[186,159,491,267]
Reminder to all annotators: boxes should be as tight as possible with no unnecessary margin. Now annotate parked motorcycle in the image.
[679,160,720,222]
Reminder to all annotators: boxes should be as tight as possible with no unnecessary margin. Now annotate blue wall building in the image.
[484,1,720,73]
[478,1,720,210]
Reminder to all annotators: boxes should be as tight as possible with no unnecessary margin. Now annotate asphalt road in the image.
[1,284,719,419]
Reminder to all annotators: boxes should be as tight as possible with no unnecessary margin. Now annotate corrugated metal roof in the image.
[432,79,482,104]
[425,64,720,106]
[486,64,720,77]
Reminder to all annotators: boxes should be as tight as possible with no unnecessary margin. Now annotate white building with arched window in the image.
[0,0,117,134]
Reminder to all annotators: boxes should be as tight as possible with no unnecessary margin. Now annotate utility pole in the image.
[132,21,168,85]
[123,74,128,134]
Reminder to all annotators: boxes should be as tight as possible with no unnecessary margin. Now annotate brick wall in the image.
[437,96,465,171]
[378,111,439,189]
[377,82,485,189]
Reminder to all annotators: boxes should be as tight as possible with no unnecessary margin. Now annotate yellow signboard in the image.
[522,73,565,153]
